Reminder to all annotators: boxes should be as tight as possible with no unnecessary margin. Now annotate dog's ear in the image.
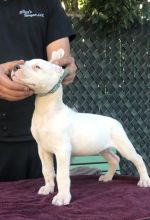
[51,49,64,61]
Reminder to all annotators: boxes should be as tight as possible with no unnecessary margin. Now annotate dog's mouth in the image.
[11,71,36,87]
[11,71,22,83]
[11,71,16,80]
[11,72,21,83]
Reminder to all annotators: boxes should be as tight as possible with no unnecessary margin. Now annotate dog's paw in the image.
[52,192,71,206]
[38,184,55,195]
[137,177,150,187]
[99,174,113,182]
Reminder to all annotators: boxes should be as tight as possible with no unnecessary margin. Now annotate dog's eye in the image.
[35,65,41,69]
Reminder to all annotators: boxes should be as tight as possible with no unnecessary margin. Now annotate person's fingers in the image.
[0,71,30,91]
[7,80,30,92]
[53,56,75,67]
[0,85,33,97]
[0,93,33,101]
[0,85,33,101]
[62,73,76,86]
[54,57,77,74]
[1,60,24,74]
[0,60,32,101]
[52,56,77,86]
[0,71,33,101]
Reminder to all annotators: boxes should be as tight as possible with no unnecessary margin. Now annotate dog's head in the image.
[11,59,64,94]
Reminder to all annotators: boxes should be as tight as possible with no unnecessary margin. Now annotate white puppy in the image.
[11,50,150,206]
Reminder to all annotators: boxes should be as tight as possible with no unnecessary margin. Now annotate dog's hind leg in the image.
[99,149,120,182]
[38,146,55,195]
[111,126,150,187]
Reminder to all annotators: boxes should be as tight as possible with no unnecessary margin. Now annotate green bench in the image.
[71,150,120,174]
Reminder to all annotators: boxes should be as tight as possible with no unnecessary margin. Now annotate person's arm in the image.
[46,37,77,85]
[0,60,33,101]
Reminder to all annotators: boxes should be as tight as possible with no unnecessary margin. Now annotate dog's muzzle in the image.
[13,64,21,72]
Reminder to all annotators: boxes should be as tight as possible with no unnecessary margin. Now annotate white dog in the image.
[11,49,150,206]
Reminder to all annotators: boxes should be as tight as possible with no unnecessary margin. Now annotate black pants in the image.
[0,140,42,181]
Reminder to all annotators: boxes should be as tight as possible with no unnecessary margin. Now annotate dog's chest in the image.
[31,109,69,152]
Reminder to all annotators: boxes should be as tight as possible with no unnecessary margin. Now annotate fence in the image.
[64,16,150,176]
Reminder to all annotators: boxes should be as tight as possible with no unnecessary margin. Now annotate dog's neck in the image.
[34,86,64,115]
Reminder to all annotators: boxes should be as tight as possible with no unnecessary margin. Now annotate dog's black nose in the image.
[13,64,21,72]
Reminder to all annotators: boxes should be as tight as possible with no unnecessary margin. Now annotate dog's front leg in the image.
[38,147,55,195]
[52,149,71,206]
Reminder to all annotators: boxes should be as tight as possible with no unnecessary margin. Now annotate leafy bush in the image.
[80,0,150,32]
[62,0,150,32]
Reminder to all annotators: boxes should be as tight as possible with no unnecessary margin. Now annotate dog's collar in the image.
[49,68,69,94]
[38,68,69,96]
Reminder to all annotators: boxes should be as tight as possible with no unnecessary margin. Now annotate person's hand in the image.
[0,60,33,101]
[53,55,77,86]
[1,60,24,74]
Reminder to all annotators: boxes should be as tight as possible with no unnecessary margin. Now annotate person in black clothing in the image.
[0,0,76,181]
